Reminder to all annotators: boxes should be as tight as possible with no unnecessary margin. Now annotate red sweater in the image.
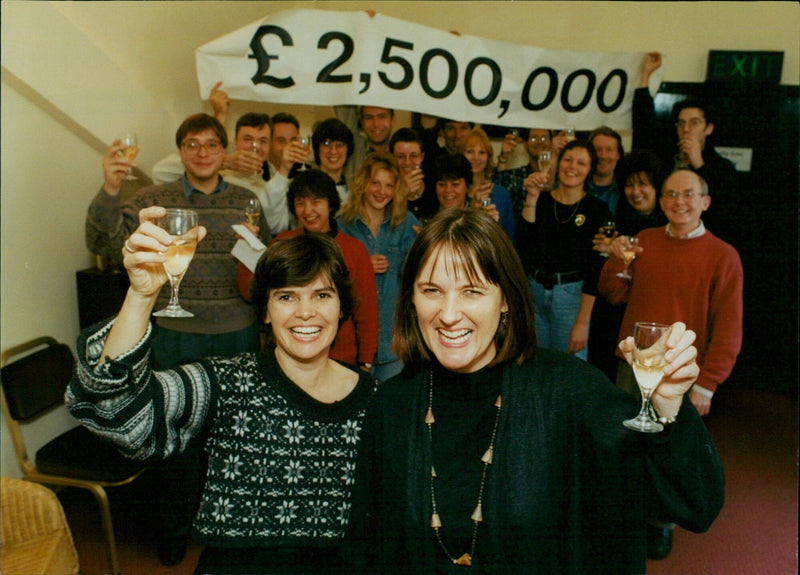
[598,227,743,393]
[238,228,379,367]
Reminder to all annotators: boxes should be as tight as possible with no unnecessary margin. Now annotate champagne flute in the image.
[245,197,261,227]
[153,209,199,318]
[538,151,552,191]
[616,236,639,279]
[119,132,139,180]
[599,219,616,258]
[623,322,671,433]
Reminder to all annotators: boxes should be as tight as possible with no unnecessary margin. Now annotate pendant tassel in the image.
[455,553,473,566]
[481,446,494,464]
[430,513,442,529]
[425,407,435,425]
[431,465,437,478]
[470,503,483,523]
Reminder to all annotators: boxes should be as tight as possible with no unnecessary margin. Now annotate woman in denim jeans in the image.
[515,140,611,360]
[338,154,419,381]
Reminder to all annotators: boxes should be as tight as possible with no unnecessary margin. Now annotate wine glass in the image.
[298,134,312,171]
[153,209,199,318]
[616,236,639,279]
[565,125,577,142]
[245,197,261,227]
[599,219,616,258]
[623,322,671,433]
[538,151,552,191]
[119,132,139,180]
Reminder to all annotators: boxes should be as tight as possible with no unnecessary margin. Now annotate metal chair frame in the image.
[1,336,146,575]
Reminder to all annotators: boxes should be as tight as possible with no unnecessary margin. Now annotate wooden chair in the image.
[0,476,80,575]
[1,337,148,575]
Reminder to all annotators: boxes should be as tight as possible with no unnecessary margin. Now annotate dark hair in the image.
[392,208,537,367]
[251,233,355,348]
[271,112,300,130]
[434,153,473,188]
[312,118,355,166]
[672,97,716,127]
[389,127,424,154]
[557,140,598,185]
[175,113,227,149]
[235,113,271,137]
[442,120,476,129]
[621,150,667,194]
[286,169,341,223]
[359,106,394,118]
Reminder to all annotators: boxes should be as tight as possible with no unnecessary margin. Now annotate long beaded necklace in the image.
[426,369,502,567]
[552,192,585,225]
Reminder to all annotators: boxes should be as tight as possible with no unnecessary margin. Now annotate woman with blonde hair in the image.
[338,153,419,381]
[461,128,515,239]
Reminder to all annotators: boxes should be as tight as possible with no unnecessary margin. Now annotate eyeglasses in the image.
[394,153,423,162]
[182,140,224,154]
[662,190,705,200]
[320,140,347,150]
[529,136,549,144]
[675,118,705,129]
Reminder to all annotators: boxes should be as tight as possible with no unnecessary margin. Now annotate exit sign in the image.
[707,51,783,84]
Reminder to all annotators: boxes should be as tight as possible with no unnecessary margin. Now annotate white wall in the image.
[2,0,798,478]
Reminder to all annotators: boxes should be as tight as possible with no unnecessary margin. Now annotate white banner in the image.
[196,9,664,130]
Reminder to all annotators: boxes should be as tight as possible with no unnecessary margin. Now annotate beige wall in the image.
[2,1,798,477]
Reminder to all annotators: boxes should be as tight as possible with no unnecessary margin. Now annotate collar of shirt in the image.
[180,174,228,200]
[665,220,706,239]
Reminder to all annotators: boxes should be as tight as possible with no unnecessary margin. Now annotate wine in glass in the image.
[616,236,639,279]
[120,132,139,180]
[565,125,577,142]
[538,151,552,191]
[298,134,312,171]
[599,219,616,258]
[153,209,199,318]
[623,322,671,433]
[245,197,261,227]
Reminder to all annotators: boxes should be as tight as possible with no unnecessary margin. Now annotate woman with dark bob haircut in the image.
[345,207,724,574]
[66,209,378,574]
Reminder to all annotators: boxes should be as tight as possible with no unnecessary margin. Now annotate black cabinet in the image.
[76,267,130,329]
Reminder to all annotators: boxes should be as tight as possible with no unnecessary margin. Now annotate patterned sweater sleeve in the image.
[65,317,217,462]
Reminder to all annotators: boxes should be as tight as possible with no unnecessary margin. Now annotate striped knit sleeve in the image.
[66,317,216,462]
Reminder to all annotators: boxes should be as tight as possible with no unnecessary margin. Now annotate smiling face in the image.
[436,178,468,209]
[318,140,348,174]
[624,172,658,215]
[235,124,271,162]
[591,133,621,179]
[557,147,592,189]
[364,168,397,212]
[660,170,711,236]
[179,128,225,187]
[443,122,472,153]
[463,136,489,175]
[393,141,424,174]
[413,246,507,373]
[525,128,551,158]
[266,274,341,366]
[360,107,394,147]
[294,196,331,233]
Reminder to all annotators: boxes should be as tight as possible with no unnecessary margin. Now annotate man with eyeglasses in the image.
[495,128,569,214]
[634,52,738,243]
[389,127,439,223]
[85,112,271,566]
[598,169,742,559]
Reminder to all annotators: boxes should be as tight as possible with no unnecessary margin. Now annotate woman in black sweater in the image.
[346,208,723,574]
